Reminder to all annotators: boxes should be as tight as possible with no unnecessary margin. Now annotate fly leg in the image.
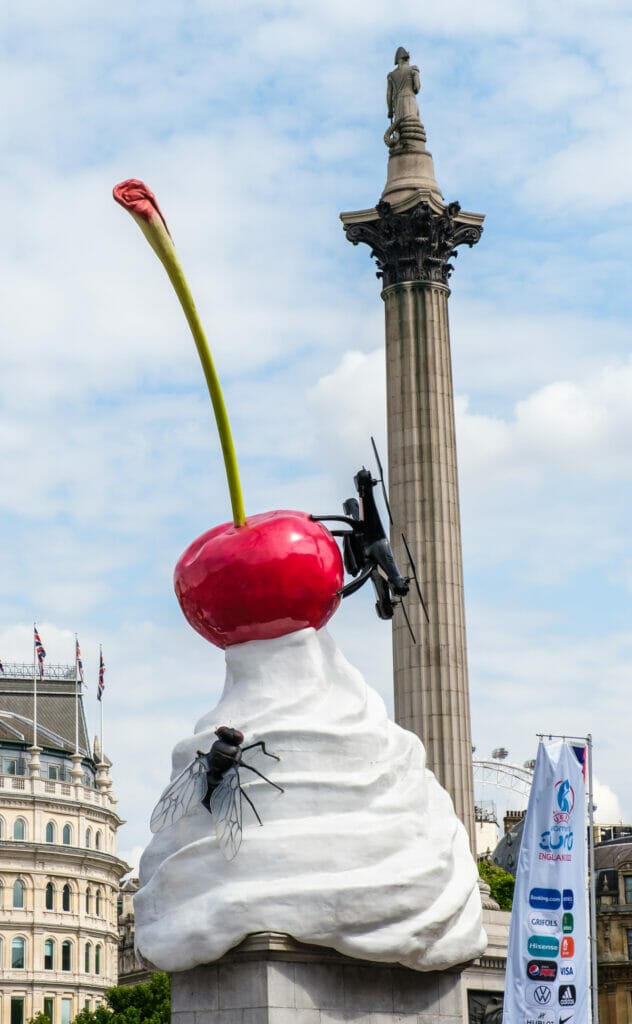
[239,784,263,826]
[239,761,284,793]
[241,740,280,761]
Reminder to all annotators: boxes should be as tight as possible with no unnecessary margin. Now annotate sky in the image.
[1,1,631,870]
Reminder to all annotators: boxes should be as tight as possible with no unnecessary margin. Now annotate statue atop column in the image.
[385,47,427,151]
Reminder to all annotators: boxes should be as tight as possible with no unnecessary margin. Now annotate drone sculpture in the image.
[312,438,429,641]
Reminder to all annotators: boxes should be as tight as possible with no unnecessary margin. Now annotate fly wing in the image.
[210,766,243,860]
[150,754,209,833]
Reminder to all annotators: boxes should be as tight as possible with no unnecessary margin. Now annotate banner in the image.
[503,740,588,1024]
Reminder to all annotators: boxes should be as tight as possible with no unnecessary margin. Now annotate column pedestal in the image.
[170,934,467,1024]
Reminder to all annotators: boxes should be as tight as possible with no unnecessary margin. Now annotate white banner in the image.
[503,740,588,1024]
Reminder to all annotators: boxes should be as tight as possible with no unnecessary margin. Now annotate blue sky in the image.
[1,1,631,866]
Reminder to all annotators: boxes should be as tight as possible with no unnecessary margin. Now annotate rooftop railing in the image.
[1,662,76,680]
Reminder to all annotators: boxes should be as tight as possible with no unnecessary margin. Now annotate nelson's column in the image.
[341,47,484,849]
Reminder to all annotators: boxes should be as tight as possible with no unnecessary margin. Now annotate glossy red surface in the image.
[174,510,344,649]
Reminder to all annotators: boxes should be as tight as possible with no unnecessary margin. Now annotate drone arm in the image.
[310,514,360,529]
[338,564,374,599]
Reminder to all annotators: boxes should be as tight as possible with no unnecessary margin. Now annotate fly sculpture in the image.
[150,726,283,860]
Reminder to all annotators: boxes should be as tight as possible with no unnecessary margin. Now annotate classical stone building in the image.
[596,831,632,1023]
[0,662,129,1024]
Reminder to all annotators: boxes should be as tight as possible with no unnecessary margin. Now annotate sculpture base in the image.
[170,933,467,1024]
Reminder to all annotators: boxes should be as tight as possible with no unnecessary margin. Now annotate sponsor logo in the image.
[530,888,561,910]
[558,986,576,1007]
[527,960,558,981]
[562,912,573,934]
[559,964,575,980]
[554,779,575,824]
[528,935,560,957]
[525,1013,555,1024]
[530,914,560,931]
[559,1015,574,1024]
[560,937,574,958]
[527,985,552,1006]
[563,889,574,910]
[539,826,574,859]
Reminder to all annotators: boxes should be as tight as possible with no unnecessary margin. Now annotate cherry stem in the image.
[155,244,246,527]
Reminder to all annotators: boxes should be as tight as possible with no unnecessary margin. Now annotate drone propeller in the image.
[370,435,393,526]
[399,598,417,645]
[401,532,430,624]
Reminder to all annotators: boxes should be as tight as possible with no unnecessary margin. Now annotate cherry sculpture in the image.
[113,180,343,648]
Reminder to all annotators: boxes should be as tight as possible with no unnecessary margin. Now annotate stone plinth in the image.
[170,934,467,1024]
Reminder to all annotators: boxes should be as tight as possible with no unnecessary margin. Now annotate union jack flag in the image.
[75,637,84,686]
[97,648,105,702]
[34,626,46,678]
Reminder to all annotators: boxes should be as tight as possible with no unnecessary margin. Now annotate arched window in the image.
[13,879,25,909]
[62,883,71,912]
[0,816,4,839]
[95,889,102,916]
[95,944,101,975]
[62,824,72,846]
[45,821,55,843]
[13,818,26,841]
[0,879,3,907]
[95,830,102,851]
[45,882,55,910]
[85,828,92,848]
[61,940,72,972]
[44,938,55,970]
[85,886,92,913]
[11,936,25,969]
[84,941,91,973]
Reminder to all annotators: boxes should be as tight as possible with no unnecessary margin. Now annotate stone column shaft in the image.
[384,279,475,843]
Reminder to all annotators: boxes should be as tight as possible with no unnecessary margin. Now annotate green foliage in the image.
[478,859,515,911]
[71,974,170,1024]
[29,1014,52,1024]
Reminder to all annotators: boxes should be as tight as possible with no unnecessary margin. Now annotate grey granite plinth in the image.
[170,934,466,1024]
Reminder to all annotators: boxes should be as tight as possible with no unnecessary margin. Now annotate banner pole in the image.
[587,734,598,1024]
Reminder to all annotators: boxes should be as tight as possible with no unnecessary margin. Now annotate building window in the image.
[46,882,54,910]
[62,824,72,846]
[95,830,102,850]
[44,938,55,970]
[13,879,25,909]
[43,997,54,1024]
[85,886,92,913]
[62,884,71,912]
[624,877,632,904]
[85,828,92,848]
[0,816,4,838]
[627,929,632,959]
[61,1000,72,1024]
[45,821,56,843]
[84,942,91,973]
[95,889,102,916]
[11,998,24,1024]
[95,943,102,975]
[61,940,72,972]
[12,936,26,969]
[13,818,26,841]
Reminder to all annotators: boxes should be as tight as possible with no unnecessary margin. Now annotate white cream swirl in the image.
[135,627,486,972]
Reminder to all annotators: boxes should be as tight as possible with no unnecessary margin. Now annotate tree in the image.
[478,859,515,911]
[72,973,170,1024]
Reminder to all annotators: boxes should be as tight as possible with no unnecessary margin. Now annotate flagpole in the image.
[587,734,598,1024]
[32,624,38,749]
[74,635,79,755]
[99,644,104,759]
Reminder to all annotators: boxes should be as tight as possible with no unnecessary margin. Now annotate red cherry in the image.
[174,510,344,649]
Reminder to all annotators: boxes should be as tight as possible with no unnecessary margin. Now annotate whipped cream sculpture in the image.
[113,181,486,973]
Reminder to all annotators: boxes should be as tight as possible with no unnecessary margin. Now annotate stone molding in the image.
[343,199,483,286]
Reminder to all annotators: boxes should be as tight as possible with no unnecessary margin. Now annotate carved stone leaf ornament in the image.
[344,200,484,287]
